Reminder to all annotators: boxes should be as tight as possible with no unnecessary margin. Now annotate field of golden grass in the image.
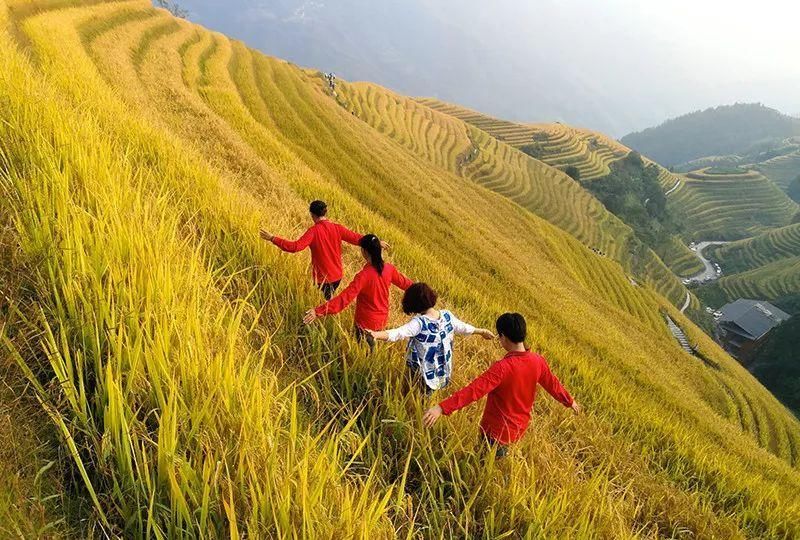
[1,1,799,537]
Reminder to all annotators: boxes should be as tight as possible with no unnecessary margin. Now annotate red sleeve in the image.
[315,269,366,317]
[391,266,413,291]
[337,223,363,246]
[538,358,574,407]
[439,361,506,416]
[271,227,315,253]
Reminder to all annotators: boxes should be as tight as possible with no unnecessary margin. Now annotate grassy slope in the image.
[709,223,800,274]
[409,95,699,303]
[698,257,800,307]
[416,98,628,181]
[755,151,800,192]
[343,83,690,306]
[0,1,799,537]
[415,98,705,280]
[667,169,798,241]
[697,225,800,305]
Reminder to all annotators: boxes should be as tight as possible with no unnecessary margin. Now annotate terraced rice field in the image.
[342,84,687,306]
[416,98,628,181]
[699,256,800,305]
[2,1,800,536]
[708,223,800,274]
[756,151,800,192]
[697,224,800,305]
[657,236,705,277]
[667,168,799,240]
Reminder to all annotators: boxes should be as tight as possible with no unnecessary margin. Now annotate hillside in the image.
[696,255,800,308]
[621,103,800,167]
[1,1,800,537]
[340,87,690,306]
[666,168,799,241]
[750,315,800,415]
[756,149,800,194]
[416,98,629,181]
[694,224,800,307]
[413,98,704,280]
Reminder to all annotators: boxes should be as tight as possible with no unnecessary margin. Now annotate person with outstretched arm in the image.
[423,312,580,457]
[367,283,494,394]
[261,200,388,300]
[303,234,411,353]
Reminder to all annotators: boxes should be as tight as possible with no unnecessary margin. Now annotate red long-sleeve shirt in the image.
[271,220,363,284]
[314,262,412,330]
[439,350,573,444]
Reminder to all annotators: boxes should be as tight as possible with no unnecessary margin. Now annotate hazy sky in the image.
[177,0,800,136]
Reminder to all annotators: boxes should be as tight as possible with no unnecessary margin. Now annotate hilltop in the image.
[621,103,800,167]
[1,1,799,537]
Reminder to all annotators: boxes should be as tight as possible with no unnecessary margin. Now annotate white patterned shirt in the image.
[386,310,475,390]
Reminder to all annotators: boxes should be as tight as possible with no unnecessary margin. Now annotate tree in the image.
[564,165,581,181]
[155,0,188,19]
[788,174,800,204]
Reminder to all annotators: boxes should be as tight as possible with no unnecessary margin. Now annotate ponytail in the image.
[359,234,384,275]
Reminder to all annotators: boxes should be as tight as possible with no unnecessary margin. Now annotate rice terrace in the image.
[0,0,799,538]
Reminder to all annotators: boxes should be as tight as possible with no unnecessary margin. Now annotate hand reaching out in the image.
[570,401,582,415]
[476,328,495,340]
[423,405,443,428]
[259,229,273,242]
[380,240,391,251]
[303,309,318,325]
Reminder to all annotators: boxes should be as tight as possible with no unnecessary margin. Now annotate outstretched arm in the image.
[449,313,494,340]
[304,271,365,323]
[369,318,423,342]
[391,266,413,291]
[424,362,505,427]
[337,224,390,249]
[538,359,579,413]
[337,224,364,246]
[269,227,315,253]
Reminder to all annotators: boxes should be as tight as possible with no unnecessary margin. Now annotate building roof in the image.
[718,299,791,340]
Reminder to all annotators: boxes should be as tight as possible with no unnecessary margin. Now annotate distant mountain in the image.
[621,104,800,167]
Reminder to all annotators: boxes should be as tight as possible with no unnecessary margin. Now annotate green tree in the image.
[564,165,581,181]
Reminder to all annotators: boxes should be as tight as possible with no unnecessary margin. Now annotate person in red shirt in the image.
[261,200,388,300]
[423,312,581,456]
[303,234,412,353]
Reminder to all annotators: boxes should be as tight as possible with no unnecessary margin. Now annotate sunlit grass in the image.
[0,1,799,537]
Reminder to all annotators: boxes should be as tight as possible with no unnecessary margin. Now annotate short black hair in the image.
[496,312,526,343]
[309,200,327,217]
[402,283,438,314]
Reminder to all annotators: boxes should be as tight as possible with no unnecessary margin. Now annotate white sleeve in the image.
[385,318,423,342]
[448,312,476,335]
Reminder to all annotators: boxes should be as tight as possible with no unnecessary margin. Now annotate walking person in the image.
[261,200,388,300]
[303,234,411,353]
[423,313,580,457]
[367,283,494,393]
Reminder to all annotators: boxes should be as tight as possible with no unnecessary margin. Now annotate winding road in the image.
[676,240,730,313]
[685,241,731,284]
[664,179,681,196]
[680,292,691,313]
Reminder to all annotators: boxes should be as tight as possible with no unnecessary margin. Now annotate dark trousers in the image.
[482,433,508,458]
[406,365,436,396]
[318,280,340,300]
[353,325,375,355]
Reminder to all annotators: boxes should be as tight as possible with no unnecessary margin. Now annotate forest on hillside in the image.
[621,103,800,167]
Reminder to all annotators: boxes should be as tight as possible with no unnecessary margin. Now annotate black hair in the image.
[496,312,526,343]
[309,200,327,217]
[359,234,384,275]
[402,282,438,314]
